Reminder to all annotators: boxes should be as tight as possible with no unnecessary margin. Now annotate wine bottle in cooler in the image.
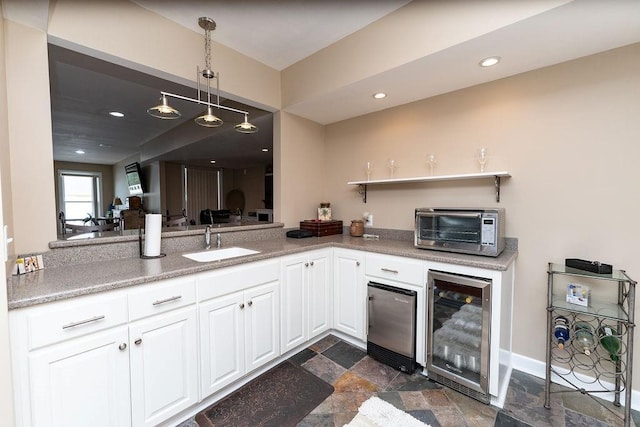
[553,316,570,349]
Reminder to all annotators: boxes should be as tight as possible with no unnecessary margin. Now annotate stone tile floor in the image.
[293,335,639,427]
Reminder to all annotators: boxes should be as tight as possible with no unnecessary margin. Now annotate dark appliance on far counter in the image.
[415,208,505,257]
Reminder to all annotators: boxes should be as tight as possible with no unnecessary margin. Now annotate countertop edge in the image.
[8,236,517,310]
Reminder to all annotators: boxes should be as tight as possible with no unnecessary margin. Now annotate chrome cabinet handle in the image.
[248,301,253,307]
[239,303,245,309]
[119,343,127,351]
[134,338,142,345]
[310,261,314,266]
[356,261,360,266]
[152,295,182,306]
[62,315,105,330]
[381,268,399,274]
[305,262,309,267]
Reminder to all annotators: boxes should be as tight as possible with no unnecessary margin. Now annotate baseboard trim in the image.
[512,352,639,410]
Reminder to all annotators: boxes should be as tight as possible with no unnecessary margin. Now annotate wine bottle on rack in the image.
[553,316,570,349]
[598,325,621,362]
[573,322,596,355]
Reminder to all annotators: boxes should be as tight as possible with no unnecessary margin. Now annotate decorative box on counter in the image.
[300,220,343,237]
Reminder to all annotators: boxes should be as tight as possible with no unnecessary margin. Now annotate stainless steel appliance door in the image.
[427,270,491,397]
[417,212,482,244]
[367,282,417,358]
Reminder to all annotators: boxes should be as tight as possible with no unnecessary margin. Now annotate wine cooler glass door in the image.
[427,270,491,401]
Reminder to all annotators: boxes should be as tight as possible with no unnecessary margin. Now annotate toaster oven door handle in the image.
[422,212,482,219]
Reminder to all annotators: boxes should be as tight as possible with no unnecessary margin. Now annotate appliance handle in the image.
[420,212,482,219]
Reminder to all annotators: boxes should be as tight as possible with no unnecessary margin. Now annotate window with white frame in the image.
[58,170,102,224]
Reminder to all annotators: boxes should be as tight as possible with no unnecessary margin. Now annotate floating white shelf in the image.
[347,171,511,203]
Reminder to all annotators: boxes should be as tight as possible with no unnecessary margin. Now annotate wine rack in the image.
[545,262,636,426]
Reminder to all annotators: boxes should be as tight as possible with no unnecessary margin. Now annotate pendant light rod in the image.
[159,91,250,116]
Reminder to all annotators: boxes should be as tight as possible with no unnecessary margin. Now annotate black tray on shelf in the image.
[565,258,613,275]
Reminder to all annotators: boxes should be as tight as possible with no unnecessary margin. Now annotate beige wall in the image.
[324,43,640,381]
[0,7,16,426]
[5,20,56,252]
[277,111,325,226]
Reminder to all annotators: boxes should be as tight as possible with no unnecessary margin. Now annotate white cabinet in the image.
[129,307,198,427]
[197,260,280,399]
[333,249,366,340]
[128,277,198,427]
[280,250,332,353]
[28,327,131,427]
[11,277,197,427]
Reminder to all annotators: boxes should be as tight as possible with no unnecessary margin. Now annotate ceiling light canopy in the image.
[147,17,257,134]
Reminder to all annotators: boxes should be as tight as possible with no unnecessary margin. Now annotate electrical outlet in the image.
[365,214,373,227]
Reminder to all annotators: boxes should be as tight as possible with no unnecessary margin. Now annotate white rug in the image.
[343,396,431,427]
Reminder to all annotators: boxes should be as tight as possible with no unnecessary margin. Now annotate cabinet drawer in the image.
[128,276,196,321]
[26,292,128,350]
[197,260,279,301]
[365,253,424,286]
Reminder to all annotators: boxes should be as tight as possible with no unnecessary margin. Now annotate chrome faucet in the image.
[205,225,211,250]
[216,233,221,248]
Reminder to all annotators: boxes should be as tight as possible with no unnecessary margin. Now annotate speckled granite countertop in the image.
[7,234,517,310]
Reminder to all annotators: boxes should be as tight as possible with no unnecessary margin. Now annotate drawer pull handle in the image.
[310,261,314,266]
[152,295,182,306]
[135,338,142,345]
[119,343,127,351]
[239,303,245,309]
[248,301,253,307]
[62,315,105,330]
[381,268,399,274]
[356,261,360,266]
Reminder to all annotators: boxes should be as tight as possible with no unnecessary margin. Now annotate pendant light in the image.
[148,16,258,134]
[234,113,258,134]
[147,94,181,119]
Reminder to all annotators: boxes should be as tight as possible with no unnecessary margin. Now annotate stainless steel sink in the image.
[182,247,259,262]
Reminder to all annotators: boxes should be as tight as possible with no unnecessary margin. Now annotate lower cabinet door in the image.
[308,252,332,338]
[245,282,280,372]
[199,291,245,398]
[28,327,131,427]
[129,306,198,427]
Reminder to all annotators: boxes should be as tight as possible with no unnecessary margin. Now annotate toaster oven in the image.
[415,208,505,257]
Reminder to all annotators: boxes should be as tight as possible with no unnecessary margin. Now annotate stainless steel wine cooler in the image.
[427,270,492,403]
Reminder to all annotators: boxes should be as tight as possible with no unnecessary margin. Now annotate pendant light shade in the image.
[234,114,258,134]
[147,95,181,119]
[195,106,223,127]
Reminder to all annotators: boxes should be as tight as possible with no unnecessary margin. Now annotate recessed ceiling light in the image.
[479,56,501,67]
[373,92,387,99]
[99,143,112,148]
[75,149,85,154]
[109,111,125,118]
[210,160,216,164]
[261,148,269,152]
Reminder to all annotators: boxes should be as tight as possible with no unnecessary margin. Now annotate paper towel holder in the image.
[138,226,166,259]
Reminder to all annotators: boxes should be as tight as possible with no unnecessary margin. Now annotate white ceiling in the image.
[7,0,640,166]
[131,0,413,71]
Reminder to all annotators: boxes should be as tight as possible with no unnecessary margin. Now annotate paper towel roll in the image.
[144,214,162,257]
